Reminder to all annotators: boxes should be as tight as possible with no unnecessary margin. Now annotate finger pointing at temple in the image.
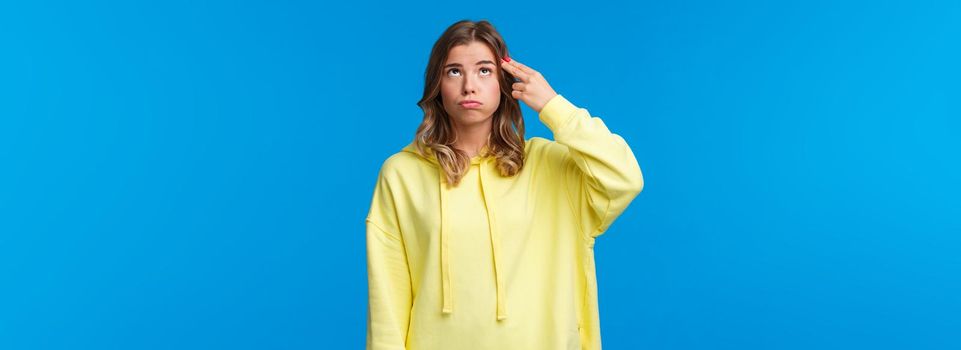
[501,56,558,113]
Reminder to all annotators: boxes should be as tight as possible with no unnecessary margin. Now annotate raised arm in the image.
[500,56,644,239]
[539,94,644,238]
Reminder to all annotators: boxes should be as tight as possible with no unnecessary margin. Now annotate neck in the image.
[451,120,492,158]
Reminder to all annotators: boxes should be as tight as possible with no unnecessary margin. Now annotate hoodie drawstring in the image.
[438,157,507,321]
[439,175,453,314]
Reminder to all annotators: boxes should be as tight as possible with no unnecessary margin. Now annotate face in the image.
[440,42,501,128]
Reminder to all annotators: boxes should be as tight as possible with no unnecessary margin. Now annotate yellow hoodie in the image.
[366,94,644,350]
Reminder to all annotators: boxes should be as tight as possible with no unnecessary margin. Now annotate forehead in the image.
[445,42,495,63]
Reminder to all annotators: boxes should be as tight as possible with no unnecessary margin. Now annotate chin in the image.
[453,111,494,124]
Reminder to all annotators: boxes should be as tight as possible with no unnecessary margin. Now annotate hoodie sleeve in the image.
[538,94,645,239]
[365,163,412,350]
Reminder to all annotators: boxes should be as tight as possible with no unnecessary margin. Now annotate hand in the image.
[500,57,558,113]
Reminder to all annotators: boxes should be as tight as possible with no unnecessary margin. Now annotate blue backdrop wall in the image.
[2,1,959,349]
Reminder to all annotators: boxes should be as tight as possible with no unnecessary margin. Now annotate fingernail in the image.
[503,56,511,62]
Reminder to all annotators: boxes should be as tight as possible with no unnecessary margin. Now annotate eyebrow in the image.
[443,60,497,69]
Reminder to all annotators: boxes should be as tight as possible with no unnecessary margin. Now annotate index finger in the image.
[500,59,529,82]
[505,57,536,75]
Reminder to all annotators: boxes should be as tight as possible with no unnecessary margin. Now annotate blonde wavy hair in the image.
[414,19,526,187]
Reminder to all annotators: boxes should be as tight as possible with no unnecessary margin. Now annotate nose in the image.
[462,73,477,95]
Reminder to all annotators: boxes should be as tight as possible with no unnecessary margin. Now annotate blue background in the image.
[2,1,959,349]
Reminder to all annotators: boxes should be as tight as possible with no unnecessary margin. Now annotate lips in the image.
[459,100,482,109]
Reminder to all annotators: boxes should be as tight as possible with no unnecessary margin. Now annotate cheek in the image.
[485,83,501,111]
[439,81,458,103]
[487,80,502,102]
[483,78,499,92]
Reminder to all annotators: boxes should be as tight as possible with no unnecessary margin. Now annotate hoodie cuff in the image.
[537,94,578,133]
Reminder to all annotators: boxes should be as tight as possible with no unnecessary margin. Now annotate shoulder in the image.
[374,144,437,185]
[525,136,570,167]
[376,152,416,177]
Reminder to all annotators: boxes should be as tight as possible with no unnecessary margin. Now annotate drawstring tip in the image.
[442,298,452,314]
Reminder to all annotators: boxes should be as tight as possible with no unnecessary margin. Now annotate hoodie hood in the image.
[401,141,508,321]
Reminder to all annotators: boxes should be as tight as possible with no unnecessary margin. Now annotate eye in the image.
[480,67,492,76]
[447,68,461,77]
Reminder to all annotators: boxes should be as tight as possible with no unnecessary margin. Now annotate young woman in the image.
[365,19,644,350]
